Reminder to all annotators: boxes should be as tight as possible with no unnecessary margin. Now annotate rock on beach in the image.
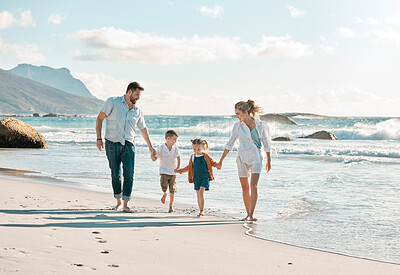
[298,130,338,140]
[0,118,47,148]
[272,137,293,141]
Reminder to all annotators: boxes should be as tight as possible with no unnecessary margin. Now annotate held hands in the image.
[216,161,222,170]
[174,168,181,173]
[96,139,103,151]
[149,146,156,156]
[150,147,157,161]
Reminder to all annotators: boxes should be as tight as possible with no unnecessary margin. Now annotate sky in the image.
[1,0,400,116]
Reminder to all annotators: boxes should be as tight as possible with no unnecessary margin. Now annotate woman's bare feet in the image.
[249,216,258,222]
[161,193,167,204]
[197,212,204,217]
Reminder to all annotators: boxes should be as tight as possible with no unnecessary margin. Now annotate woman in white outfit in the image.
[217,100,272,222]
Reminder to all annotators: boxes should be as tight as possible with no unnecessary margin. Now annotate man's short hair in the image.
[126,82,144,93]
[165,130,178,139]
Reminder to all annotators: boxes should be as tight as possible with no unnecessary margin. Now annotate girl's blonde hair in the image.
[191,138,209,153]
[234,99,263,118]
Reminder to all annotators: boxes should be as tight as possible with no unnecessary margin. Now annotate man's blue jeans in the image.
[105,139,135,201]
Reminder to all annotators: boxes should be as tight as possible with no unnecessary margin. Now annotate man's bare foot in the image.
[249,216,258,222]
[197,212,204,217]
[240,216,249,221]
[161,193,167,204]
[122,207,135,213]
[112,204,122,211]
[168,206,174,213]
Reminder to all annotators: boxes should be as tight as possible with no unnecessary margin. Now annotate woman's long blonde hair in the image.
[235,99,262,118]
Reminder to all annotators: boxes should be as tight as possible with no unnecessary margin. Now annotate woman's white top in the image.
[225,118,272,164]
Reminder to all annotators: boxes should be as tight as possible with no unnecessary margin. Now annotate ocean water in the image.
[0,115,399,264]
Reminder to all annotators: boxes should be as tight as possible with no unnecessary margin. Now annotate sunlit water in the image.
[0,115,399,263]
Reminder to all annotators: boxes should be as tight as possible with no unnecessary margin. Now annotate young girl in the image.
[177,139,218,217]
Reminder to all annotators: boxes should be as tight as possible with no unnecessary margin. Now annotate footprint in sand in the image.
[100,250,110,254]
[92,231,101,235]
[108,264,119,268]
[98,240,107,243]
[73,263,84,267]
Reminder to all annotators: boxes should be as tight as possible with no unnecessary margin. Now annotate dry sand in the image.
[0,177,399,274]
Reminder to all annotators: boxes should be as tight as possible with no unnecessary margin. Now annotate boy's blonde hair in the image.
[235,99,263,118]
[191,138,209,153]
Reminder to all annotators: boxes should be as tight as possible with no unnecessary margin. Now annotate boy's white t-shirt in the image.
[156,144,180,175]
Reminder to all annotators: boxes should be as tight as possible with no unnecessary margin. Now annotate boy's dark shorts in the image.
[160,174,177,193]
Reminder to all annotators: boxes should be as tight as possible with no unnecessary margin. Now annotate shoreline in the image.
[0,174,399,274]
[243,223,400,266]
[1,168,400,266]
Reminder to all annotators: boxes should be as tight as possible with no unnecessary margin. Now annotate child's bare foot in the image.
[240,216,250,221]
[112,204,122,211]
[249,216,258,222]
[161,193,167,204]
[168,206,174,213]
[197,212,204,217]
[122,207,135,213]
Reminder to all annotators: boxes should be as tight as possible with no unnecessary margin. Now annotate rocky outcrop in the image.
[0,68,104,115]
[43,113,59,117]
[0,118,47,148]
[260,113,298,125]
[32,113,40,117]
[8,64,96,99]
[272,137,293,141]
[298,130,338,140]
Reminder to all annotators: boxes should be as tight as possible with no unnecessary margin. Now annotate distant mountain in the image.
[8,64,96,99]
[0,69,103,115]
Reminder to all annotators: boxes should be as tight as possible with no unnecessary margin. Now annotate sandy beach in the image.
[0,176,398,274]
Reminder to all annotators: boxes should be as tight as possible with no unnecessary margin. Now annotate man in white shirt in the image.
[96,82,155,213]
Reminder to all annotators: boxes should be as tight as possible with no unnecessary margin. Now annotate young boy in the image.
[151,130,181,213]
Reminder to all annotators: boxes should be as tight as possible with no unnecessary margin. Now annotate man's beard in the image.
[130,96,137,104]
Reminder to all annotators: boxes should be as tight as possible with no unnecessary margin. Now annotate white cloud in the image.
[48,13,66,25]
[66,73,400,116]
[288,6,305,18]
[320,36,327,42]
[17,10,35,27]
[0,11,16,30]
[72,27,313,64]
[254,35,313,58]
[370,27,400,47]
[73,72,128,100]
[139,90,242,115]
[355,17,381,26]
[336,27,356,38]
[0,10,35,29]
[197,5,224,18]
[0,37,45,63]
[320,45,336,54]
[386,15,400,25]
